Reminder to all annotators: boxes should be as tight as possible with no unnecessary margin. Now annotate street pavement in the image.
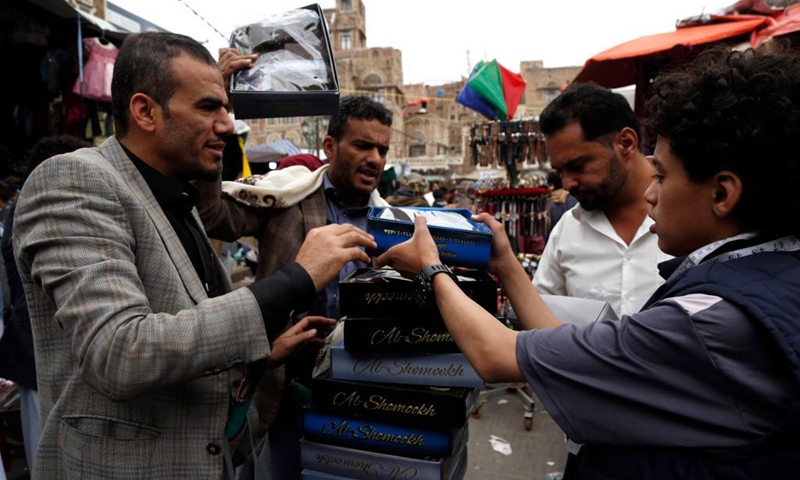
[465,386,566,480]
[3,385,567,480]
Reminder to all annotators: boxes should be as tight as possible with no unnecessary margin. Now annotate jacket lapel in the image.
[190,208,233,294]
[99,138,209,304]
[302,187,329,234]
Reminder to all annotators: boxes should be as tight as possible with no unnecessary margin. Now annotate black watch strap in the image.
[417,264,457,293]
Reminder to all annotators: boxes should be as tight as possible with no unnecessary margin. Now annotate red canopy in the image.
[574,16,768,88]
[753,4,800,45]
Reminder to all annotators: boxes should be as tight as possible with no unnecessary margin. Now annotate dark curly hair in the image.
[645,45,800,237]
[26,135,91,181]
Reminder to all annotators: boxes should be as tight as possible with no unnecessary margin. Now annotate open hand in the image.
[375,216,441,278]
[296,224,376,292]
[265,316,336,368]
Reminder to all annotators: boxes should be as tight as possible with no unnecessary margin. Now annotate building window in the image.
[340,30,352,50]
[409,145,426,157]
[363,73,382,86]
[543,89,560,103]
[369,88,386,104]
[341,0,352,11]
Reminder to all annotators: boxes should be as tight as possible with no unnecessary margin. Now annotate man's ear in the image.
[615,127,639,157]
[711,170,743,219]
[322,136,336,161]
[129,93,159,133]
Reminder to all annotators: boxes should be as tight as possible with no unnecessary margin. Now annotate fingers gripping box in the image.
[366,207,492,269]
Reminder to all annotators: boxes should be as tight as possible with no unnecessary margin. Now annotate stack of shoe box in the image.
[298,268,498,480]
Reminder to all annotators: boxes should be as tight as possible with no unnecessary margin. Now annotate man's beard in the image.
[572,152,626,211]
[332,146,381,200]
[197,162,222,182]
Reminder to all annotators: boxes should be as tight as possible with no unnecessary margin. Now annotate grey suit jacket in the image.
[13,137,271,479]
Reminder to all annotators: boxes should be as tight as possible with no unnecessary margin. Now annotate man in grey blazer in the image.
[12,32,375,480]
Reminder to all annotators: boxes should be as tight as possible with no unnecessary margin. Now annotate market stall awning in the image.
[574,16,768,88]
[25,0,129,40]
[246,139,301,164]
[753,4,800,45]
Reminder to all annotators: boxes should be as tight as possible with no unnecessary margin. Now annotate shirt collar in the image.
[571,204,655,247]
[121,143,199,212]
[571,204,655,227]
[657,255,686,280]
[322,172,373,211]
[670,232,800,277]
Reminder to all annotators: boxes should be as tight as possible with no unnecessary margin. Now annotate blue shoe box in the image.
[366,207,492,270]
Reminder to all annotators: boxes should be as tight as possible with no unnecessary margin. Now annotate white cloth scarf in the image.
[221,164,389,209]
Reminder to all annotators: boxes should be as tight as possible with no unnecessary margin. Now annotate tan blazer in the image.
[13,137,270,480]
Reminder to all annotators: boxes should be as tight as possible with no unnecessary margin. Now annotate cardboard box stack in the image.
[299,266,498,480]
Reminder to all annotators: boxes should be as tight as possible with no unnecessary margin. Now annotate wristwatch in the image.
[417,264,458,295]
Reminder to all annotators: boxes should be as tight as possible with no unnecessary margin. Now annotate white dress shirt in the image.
[533,205,671,317]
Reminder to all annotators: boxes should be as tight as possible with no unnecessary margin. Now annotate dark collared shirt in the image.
[317,173,372,319]
[122,144,221,298]
[122,144,315,342]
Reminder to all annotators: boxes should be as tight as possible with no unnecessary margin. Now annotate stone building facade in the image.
[243,0,407,161]
[519,61,582,116]
[239,0,581,177]
[393,82,484,176]
[330,46,406,160]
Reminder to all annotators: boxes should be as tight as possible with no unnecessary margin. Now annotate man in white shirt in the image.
[533,84,670,317]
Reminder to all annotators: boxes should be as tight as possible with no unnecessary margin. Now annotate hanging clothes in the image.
[39,48,71,99]
[72,37,119,103]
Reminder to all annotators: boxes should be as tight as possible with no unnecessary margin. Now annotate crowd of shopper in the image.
[0,27,799,480]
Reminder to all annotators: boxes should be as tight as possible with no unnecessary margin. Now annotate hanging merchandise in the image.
[475,187,551,256]
[468,119,548,187]
[72,36,119,103]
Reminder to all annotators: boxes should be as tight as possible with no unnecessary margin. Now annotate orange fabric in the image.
[574,17,769,88]
[593,18,766,60]
[754,4,800,45]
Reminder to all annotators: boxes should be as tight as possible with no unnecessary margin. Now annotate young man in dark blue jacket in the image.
[379,45,800,480]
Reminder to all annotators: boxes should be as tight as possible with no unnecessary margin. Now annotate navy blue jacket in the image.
[568,250,800,480]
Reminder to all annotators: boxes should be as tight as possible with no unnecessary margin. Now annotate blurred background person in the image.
[546,170,578,231]
[447,180,476,211]
[277,153,325,171]
[0,134,90,476]
[385,172,430,207]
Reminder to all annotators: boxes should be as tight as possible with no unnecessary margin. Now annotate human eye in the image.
[650,173,664,184]
[564,159,586,174]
